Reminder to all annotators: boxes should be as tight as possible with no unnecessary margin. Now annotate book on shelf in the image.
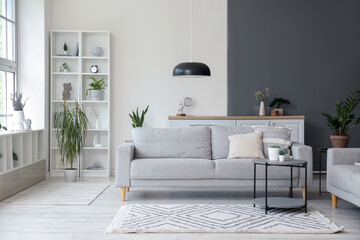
[73,42,79,56]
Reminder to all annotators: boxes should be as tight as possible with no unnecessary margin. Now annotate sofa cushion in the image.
[134,127,211,159]
[329,165,360,197]
[228,132,265,159]
[130,158,215,180]
[214,158,299,180]
[211,126,254,159]
[252,126,292,159]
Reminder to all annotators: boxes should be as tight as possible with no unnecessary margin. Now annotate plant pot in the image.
[271,110,279,116]
[330,135,350,148]
[88,90,104,101]
[64,50,68,55]
[268,148,280,161]
[13,110,25,130]
[274,108,284,116]
[279,155,285,162]
[64,169,78,182]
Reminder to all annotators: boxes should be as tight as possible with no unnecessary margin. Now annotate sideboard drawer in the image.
[169,120,236,128]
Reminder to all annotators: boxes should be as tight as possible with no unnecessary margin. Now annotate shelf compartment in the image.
[22,132,32,165]
[82,75,109,102]
[81,32,109,57]
[0,138,6,172]
[6,136,12,170]
[52,57,79,73]
[32,131,38,162]
[51,31,79,57]
[51,75,79,101]
[82,58,108,74]
[12,134,23,168]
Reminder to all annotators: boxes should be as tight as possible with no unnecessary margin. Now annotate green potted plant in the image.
[321,90,360,148]
[86,76,107,101]
[55,101,89,182]
[63,43,68,55]
[270,97,291,116]
[254,88,270,116]
[59,62,71,72]
[129,105,149,129]
[268,145,280,161]
[279,149,286,162]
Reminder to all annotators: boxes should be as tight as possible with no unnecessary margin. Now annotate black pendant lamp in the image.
[173,0,211,77]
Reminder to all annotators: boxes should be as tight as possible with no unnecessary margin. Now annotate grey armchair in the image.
[327,148,360,208]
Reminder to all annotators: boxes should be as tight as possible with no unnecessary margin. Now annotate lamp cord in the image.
[190,0,193,62]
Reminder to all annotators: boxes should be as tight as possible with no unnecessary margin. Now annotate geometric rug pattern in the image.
[106,204,343,234]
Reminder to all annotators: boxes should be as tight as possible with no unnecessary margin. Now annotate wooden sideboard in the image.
[168,116,305,144]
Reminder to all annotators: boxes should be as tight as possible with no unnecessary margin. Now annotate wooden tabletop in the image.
[168,116,305,120]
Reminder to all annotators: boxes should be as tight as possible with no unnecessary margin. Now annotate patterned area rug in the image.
[106,204,343,234]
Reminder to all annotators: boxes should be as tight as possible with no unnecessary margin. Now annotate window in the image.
[0,0,16,126]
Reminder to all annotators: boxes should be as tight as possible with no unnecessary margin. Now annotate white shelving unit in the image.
[0,130,46,201]
[0,130,45,173]
[50,30,111,178]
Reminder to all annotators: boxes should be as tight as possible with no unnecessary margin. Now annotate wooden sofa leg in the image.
[332,194,337,208]
[126,187,130,192]
[121,187,126,201]
[302,187,306,200]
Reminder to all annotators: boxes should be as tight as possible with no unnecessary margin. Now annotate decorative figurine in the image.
[25,119,32,130]
[62,83,72,100]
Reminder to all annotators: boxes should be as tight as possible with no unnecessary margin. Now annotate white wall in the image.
[50,0,228,173]
[18,0,46,130]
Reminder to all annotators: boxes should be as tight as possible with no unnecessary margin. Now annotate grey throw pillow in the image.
[252,126,292,159]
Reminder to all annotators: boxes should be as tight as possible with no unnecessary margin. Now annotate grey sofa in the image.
[327,148,360,208]
[116,126,313,201]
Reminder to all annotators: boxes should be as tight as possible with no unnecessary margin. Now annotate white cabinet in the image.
[168,117,305,144]
[169,119,236,128]
[270,119,304,143]
[50,30,111,177]
[236,120,270,128]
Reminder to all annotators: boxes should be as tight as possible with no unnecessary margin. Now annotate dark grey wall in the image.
[228,0,360,171]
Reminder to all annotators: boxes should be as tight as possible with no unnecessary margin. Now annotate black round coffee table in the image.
[252,159,308,214]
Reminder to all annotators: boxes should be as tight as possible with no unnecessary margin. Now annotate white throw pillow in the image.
[227,132,265,159]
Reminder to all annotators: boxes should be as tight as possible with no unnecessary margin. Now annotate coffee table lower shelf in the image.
[253,197,306,209]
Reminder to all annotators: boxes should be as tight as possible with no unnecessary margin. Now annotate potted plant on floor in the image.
[55,101,89,182]
[321,90,360,148]
[86,76,107,101]
[269,97,291,116]
[10,92,29,131]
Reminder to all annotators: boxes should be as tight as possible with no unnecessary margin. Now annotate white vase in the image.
[93,133,101,147]
[268,148,280,161]
[279,155,285,162]
[259,101,265,116]
[64,50,68,55]
[95,118,99,129]
[13,110,25,130]
[89,90,104,101]
[64,169,78,182]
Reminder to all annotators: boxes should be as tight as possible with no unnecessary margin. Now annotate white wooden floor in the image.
[0,175,359,240]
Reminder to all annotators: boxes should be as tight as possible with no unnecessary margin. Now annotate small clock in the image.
[90,65,99,73]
